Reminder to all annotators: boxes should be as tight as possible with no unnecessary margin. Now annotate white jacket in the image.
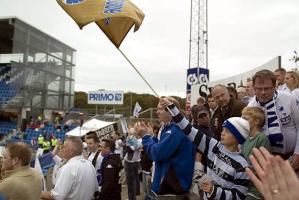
[248,91,299,154]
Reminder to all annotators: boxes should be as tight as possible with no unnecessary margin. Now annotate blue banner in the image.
[186,67,209,92]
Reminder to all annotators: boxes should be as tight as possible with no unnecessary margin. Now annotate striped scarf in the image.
[257,92,283,148]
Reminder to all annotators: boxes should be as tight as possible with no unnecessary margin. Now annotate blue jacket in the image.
[142,123,195,193]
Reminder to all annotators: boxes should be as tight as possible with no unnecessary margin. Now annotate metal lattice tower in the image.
[189,0,208,69]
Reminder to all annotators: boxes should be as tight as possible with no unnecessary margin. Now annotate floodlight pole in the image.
[189,0,208,70]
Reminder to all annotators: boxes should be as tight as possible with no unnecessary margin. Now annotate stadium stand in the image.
[0,121,16,136]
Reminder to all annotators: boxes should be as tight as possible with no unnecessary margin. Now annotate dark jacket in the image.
[212,97,245,141]
[96,153,122,200]
[210,106,223,141]
[221,97,245,120]
[193,124,214,139]
[140,149,153,173]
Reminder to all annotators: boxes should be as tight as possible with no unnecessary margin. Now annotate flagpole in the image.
[117,48,159,97]
[117,48,177,116]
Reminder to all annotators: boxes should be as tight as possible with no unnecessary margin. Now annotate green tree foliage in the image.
[74,91,88,108]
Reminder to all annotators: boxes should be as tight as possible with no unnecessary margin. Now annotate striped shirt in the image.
[168,104,249,200]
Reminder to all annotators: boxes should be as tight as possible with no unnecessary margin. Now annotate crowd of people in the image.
[0,68,299,200]
[0,114,75,154]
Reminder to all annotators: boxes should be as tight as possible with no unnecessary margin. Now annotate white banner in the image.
[119,116,129,134]
[88,90,124,105]
[208,56,281,88]
[190,56,281,106]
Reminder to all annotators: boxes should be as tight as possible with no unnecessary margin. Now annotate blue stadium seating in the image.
[0,121,17,136]
[0,65,24,106]
[24,128,43,140]
[23,123,77,141]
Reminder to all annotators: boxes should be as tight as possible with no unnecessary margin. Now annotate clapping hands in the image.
[134,121,154,138]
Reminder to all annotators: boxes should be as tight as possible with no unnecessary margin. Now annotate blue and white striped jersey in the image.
[168,104,249,200]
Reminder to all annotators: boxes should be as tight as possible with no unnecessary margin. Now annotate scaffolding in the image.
[189,0,208,70]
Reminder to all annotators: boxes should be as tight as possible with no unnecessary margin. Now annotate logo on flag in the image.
[104,0,125,14]
[133,102,142,118]
[63,0,85,5]
[104,18,111,25]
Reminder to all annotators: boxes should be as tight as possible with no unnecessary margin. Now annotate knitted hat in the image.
[222,117,250,144]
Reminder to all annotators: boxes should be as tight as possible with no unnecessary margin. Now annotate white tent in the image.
[0,146,5,157]
[66,118,116,137]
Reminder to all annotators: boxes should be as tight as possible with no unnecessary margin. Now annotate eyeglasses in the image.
[254,87,274,93]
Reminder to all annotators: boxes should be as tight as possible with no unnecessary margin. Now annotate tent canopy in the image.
[66,118,116,137]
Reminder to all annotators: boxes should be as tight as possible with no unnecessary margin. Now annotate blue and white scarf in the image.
[256,92,283,148]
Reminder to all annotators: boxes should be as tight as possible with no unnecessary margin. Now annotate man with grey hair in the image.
[211,84,245,140]
[40,136,98,200]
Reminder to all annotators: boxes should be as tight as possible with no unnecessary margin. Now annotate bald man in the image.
[211,84,246,140]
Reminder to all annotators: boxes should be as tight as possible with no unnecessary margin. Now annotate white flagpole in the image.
[117,48,159,97]
[117,48,176,116]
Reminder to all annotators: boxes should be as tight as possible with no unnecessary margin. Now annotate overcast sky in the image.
[0,0,298,97]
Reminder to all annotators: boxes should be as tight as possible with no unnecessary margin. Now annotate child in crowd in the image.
[161,98,250,200]
[241,107,271,200]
